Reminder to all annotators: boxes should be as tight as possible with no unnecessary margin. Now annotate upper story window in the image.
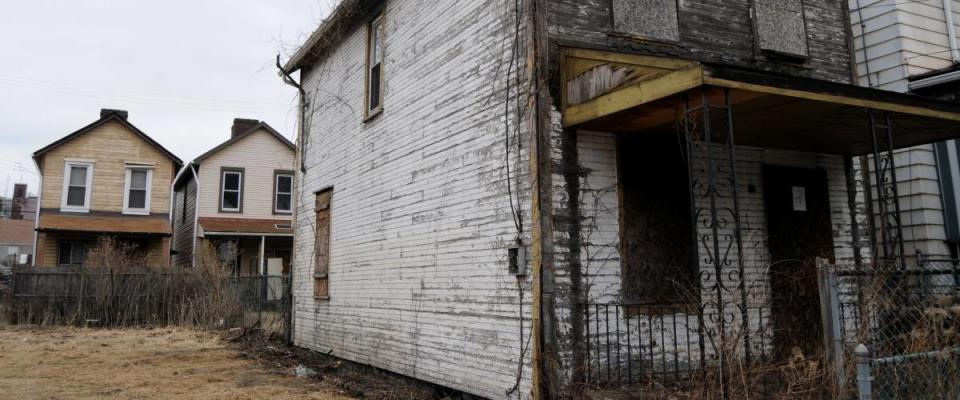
[611,0,680,42]
[365,12,385,119]
[61,160,94,212]
[274,171,294,214]
[754,0,809,58]
[123,166,153,215]
[220,168,244,213]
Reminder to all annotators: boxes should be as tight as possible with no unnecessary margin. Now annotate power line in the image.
[0,75,295,114]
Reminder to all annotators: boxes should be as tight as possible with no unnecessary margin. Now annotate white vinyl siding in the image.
[196,129,296,220]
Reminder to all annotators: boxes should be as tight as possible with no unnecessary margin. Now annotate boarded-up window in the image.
[754,0,809,57]
[619,134,698,306]
[314,190,332,299]
[612,0,680,42]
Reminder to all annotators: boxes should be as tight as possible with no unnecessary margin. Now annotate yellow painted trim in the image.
[563,64,704,127]
[704,77,960,122]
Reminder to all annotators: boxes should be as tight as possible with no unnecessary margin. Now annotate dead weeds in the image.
[0,326,352,400]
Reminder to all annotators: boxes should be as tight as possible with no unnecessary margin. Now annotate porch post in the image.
[844,156,864,267]
[681,87,748,400]
[867,110,906,267]
[258,235,266,276]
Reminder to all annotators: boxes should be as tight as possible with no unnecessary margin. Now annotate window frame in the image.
[364,12,385,121]
[57,240,86,266]
[122,165,153,215]
[273,170,295,215]
[60,160,95,213]
[218,167,244,213]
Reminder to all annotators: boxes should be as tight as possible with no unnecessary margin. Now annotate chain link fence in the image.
[827,257,960,399]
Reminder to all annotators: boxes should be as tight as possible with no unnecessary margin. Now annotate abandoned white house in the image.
[171,118,295,275]
[282,0,960,398]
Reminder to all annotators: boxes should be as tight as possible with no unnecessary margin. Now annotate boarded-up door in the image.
[763,165,833,359]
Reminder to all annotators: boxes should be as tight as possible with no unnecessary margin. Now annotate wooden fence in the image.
[9,266,286,329]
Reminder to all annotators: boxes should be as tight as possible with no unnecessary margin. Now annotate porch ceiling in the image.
[562,49,960,155]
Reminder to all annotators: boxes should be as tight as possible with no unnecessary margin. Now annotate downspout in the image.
[944,0,960,63]
[190,164,200,268]
[31,159,42,266]
[277,55,308,345]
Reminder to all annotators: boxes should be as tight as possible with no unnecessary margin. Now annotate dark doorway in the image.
[763,165,834,360]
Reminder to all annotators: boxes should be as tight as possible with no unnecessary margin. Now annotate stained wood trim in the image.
[363,12,385,122]
[564,48,694,70]
[563,64,704,127]
[704,77,960,122]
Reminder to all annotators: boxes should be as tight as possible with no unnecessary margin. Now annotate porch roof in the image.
[37,213,170,236]
[561,49,960,155]
[198,217,293,237]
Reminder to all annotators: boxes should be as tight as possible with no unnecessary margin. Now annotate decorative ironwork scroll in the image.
[868,111,906,267]
[681,88,750,399]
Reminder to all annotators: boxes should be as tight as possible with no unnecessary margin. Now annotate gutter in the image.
[190,164,201,267]
[908,68,960,90]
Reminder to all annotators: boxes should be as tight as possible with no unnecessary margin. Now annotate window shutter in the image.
[314,190,332,299]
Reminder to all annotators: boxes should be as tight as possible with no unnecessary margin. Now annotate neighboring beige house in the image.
[32,109,182,267]
[171,118,295,275]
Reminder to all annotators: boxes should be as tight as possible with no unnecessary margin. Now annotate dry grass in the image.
[0,326,353,400]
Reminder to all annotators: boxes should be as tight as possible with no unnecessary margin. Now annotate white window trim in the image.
[122,167,153,215]
[60,161,94,213]
[274,173,294,214]
[221,170,243,212]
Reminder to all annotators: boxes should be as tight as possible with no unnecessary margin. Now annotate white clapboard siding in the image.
[293,0,533,398]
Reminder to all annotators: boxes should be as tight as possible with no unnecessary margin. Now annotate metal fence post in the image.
[817,258,845,389]
[855,343,873,400]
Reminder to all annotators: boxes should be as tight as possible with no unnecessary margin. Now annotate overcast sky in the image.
[0,0,337,197]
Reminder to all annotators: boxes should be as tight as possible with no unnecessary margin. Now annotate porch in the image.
[202,235,292,277]
[559,49,960,396]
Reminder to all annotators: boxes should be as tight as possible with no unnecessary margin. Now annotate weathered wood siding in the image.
[38,120,176,215]
[293,0,532,398]
[196,129,295,221]
[849,0,954,258]
[172,177,197,266]
[549,0,856,84]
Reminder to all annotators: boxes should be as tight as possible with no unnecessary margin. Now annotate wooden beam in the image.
[705,77,960,122]
[563,64,704,127]
[564,48,695,70]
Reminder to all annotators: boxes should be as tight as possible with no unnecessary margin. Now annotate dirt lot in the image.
[0,327,352,399]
